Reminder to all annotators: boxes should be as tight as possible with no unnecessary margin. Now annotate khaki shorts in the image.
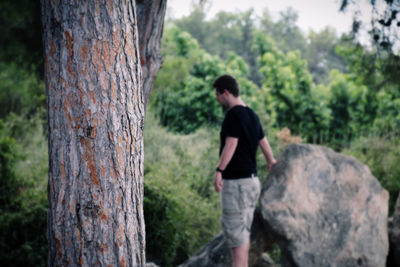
[221,177,261,248]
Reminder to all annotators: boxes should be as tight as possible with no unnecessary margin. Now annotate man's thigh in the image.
[221,178,261,248]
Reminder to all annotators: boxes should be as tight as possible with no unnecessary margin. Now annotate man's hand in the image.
[268,159,277,172]
[214,171,223,192]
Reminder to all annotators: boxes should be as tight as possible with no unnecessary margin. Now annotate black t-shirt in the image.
[220,105,264,179]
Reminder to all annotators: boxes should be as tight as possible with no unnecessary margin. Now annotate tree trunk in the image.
[136,0,167,109]
[41,1,145,266]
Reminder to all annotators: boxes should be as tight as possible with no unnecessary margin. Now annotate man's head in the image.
[213,75,239,97]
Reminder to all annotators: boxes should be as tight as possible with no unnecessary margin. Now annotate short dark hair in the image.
[213,74,239,97]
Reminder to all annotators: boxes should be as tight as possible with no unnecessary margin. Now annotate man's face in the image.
[215,89,229,110]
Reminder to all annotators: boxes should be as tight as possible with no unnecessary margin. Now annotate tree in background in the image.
[175,5,261,83]
[175,2,209,50]
[259,7,307,55]
[152,26,262,134]
[335,37,400,137]
[338,0,400,97]
[305,27,348,84]
[259,47,331,143]
[340,0,400,50]
[327,70,371,146]
[153,26,223,133]
[173,5,349,88]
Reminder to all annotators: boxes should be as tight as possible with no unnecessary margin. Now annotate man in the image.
[213,74,277,267]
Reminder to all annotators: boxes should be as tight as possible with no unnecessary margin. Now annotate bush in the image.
[143,111,221,266]
[0,119,20,211]
[259,50,331,142]
[0,62,45,120]
[373,90,400,135]
[342,134,400,215]
[0,115,48,267]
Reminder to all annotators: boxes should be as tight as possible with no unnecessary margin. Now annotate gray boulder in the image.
[177,232,231,267]
[388,193,400,266]
[178,208,275,267]
[260,144,389,267]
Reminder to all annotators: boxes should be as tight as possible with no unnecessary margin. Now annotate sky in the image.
[167,0,373,36]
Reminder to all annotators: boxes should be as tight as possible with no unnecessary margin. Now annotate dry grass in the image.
[276,127,302,145]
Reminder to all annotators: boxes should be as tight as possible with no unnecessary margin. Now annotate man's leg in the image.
[232,240,250,267]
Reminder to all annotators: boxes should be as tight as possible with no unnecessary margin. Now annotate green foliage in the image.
[153,26,260,134]
[373,90,400,134]
[336,41,400,94]
[174,7,262,84]
[342,136,400,215]
[250,29,276,58]
[144,185,180,266]
[172,4,348,90]
[0,120,19,211]
[176,7,255,62]
[259,7,307,55]
[0,20,47,266]
[152,26,220,133]
[143,111,220,266]
[326,70,372,147]
[162,10,398,148]
[0,114,48,267]
[0,62,45,120]
[305,27,347,84]
[174,5,209,52]
[335,41,400,137]
[259,49,331,142]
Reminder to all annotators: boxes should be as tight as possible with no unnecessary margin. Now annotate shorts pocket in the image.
[239,180,261,209]
[221,182,240,213]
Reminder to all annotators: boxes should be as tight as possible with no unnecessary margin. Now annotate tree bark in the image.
[136,0,167,109]
[41,1,145,266]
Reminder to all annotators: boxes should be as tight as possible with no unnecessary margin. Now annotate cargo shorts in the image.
[221,176,261,248]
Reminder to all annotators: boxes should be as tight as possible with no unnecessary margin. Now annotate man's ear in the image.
[223,89,230,96]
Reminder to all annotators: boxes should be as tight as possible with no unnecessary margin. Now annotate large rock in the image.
[260,144,389,267]
[388,193,400,266]
[178,208,275,267]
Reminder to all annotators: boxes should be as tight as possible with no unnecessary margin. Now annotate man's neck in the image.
[228,96,245,109]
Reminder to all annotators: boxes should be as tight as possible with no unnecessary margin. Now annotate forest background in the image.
[0,1,399,266]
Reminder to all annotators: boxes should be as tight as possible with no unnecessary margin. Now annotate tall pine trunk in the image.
[41,1,145,265]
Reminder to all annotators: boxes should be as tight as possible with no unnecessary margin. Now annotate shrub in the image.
[143,111,221,266]
[0,116,48,267]
[342,135,400,215]
[0,62,45,120]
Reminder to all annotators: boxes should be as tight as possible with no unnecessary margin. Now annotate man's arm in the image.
[214,136,238,192]
[259,137,277,171]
